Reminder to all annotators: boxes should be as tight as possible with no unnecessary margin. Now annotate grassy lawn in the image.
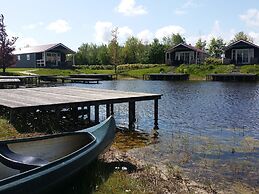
[176,64,235,80]
[240,65,259,75]
[94,171,148,194]
[121,65,173,78]
[5,64,259,80]
[6,68,115,76]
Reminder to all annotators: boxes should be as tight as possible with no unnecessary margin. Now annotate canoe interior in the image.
[0,132,94,180]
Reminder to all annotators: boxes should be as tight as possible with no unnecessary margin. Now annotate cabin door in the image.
[236,49,249,64]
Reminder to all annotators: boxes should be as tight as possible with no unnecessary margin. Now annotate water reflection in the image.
[68,80,259,189]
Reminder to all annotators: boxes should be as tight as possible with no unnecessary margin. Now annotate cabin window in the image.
[17,55,21,61]
[26,54,30,60]
[167,53,170,59]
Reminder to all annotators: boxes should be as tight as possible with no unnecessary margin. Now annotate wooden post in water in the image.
[106,104,111,118]
[154,99,159,130]
[86,105,91,123]
[95,105,99,124]
[129,101,136,130]
[111,104,114,115]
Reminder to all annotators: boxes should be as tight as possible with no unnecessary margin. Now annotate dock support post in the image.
[154,99,159,130]
[111,104,114,115]
[106,104,111,118]
[95,105,99,124]
[86,105,91,123]
[129,101,136,130]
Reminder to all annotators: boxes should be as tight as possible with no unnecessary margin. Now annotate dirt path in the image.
[18,69,38,75]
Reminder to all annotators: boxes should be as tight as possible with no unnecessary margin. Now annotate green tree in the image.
[108,27,120,74]
[149,38,165,64]
[195,38,206,51]
[230,31,254,43]
[121,36,148,64]
[162,33,185,49]
[87,43,98,65]
[97,44,110,65]
[75,43,89,65]
[0,14,18,73]
[208,37,226,58]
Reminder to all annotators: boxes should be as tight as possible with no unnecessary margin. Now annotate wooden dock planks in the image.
[0,86,161,109]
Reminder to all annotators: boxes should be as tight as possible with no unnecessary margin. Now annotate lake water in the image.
[70,80,259,190]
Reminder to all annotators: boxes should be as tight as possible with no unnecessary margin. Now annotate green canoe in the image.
[0,116,116,194]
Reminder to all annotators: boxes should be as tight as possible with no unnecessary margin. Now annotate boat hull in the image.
[0,116,116,194]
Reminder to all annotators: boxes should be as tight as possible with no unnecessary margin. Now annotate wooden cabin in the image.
[223,40,259,65]
[13,43,75,68]
[165,43,208,66]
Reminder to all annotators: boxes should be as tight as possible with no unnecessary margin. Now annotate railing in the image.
[36,59,45,67]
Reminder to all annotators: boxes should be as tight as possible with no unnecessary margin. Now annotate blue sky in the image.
[1,0,259,51]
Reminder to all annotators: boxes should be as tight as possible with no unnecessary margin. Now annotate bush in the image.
[117,64,160,71]
[204,57,222,65]
[76,65,114,70]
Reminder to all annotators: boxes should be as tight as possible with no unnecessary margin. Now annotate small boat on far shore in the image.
[0,116,116,194]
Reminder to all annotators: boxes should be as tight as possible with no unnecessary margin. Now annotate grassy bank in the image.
[175,64,235,80]
[6,64,259,80]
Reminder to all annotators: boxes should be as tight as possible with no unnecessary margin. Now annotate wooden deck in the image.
[0,79,21,89]
[206,73,258,81]
[144,73,189,81]
[0,87,161,130]
[70,74,114,80]
[0,87,161,109]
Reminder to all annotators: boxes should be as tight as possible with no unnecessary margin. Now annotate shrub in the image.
[204,57,222,65]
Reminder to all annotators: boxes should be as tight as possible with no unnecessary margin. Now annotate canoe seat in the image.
[0,144,49,171]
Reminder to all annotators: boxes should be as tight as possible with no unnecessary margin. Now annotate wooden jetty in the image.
[0,79,21,89]
[0,76,38,85]
[0,87,161,130]
[62,77,100,84]
[38,76,101,84]
[144,73,189,81]
[70,74,114,80]
[206,73,258,82]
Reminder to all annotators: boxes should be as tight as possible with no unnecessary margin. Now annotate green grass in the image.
[121,65,173,78]
[240,65,259,75]
[0,118,19,140]
[6,64,259,80]
[94,171,148,194]
[176,64,235,80]
[6,68,115,76]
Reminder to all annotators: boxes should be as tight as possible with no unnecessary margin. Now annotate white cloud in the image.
[174,9,187,15]
[174,0,202,15]
[155,25,186,40]
[137,30,153,43]
[240,9,259,27]
[186,20,235,46]
[16,37,39,48]
[46,19,71,33]
[94,21,133,44]
[22,22,44,30]
[116,0,147,16]
[118,26,133,43]
[94,21,113,44]
[249,32,259,44]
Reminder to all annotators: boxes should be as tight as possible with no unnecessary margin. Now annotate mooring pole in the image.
[95,105,99,124]
[129,101,136,130]
[111,104,114,115]
[86,105,91,123]
[106,104,111,118]
[154,99,159,130]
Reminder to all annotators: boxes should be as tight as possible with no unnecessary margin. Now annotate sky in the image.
[1,0,259,51]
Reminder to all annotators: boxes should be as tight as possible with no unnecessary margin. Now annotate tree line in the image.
[75,31,254,65]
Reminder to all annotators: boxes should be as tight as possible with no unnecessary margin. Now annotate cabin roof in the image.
[224,40,259,51]
[167,43,206,53]
[13,43,75,55]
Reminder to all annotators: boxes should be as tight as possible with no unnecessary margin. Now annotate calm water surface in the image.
[71,81,259,189]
